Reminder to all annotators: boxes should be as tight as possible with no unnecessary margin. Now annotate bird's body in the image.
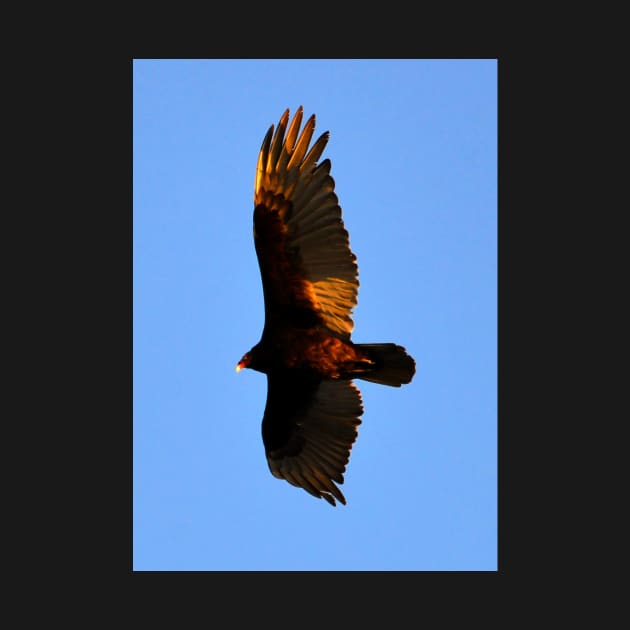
[237,107,416,506]
[243,328,373,378]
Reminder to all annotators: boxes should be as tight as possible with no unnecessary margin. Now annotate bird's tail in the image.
[354,343,416,387]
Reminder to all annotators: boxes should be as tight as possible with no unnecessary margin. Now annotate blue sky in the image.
[133,59,497,571]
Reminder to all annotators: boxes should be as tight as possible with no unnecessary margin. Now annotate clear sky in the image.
[133,59,497,571]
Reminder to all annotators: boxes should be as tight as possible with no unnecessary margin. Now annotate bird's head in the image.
[235,351,252,373]
[236,342,268,373]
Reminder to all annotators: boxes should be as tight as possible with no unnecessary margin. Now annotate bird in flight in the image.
[237,107,416,506]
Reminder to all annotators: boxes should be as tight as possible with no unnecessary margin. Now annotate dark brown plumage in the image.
[237,107,416,506]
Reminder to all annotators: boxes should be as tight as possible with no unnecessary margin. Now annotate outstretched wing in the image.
[253,107,358,340]
[262,373,363,506]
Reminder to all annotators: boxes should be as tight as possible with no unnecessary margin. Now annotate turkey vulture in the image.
[237,107,416,506]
